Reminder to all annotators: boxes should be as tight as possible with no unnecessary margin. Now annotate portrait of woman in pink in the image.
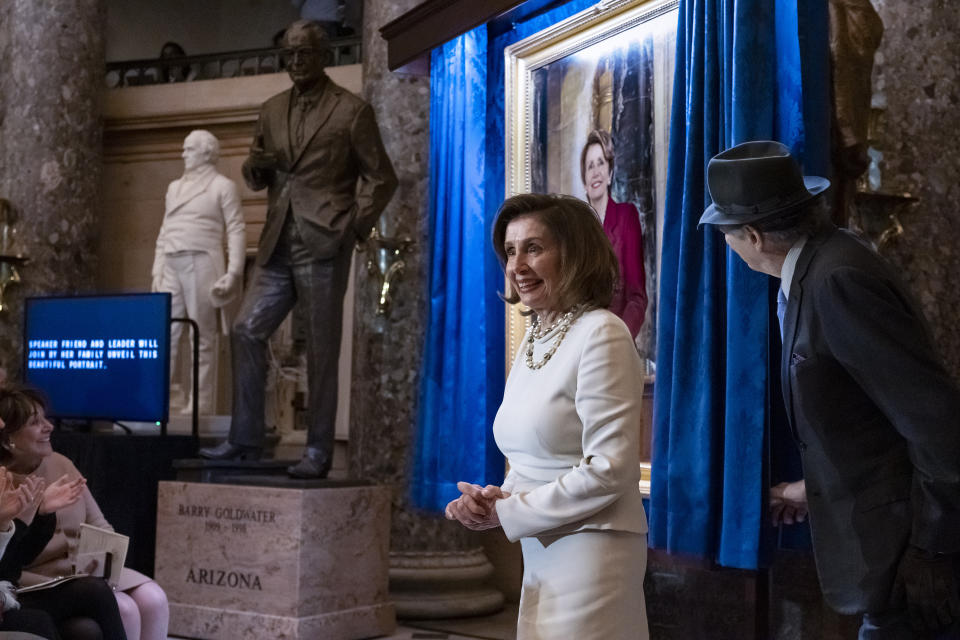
[580,128,648,339]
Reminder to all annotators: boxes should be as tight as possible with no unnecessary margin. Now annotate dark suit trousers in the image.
[229,212,352,457]
[860,610,960,640]
[0,606,60,638]
[14,576,128,639]
[859,558,960,640]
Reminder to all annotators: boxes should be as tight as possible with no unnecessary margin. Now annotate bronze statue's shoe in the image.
[198,441,262,461]
[287,448,331,479]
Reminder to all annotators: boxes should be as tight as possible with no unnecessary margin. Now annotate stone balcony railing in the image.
[105,37,362,88]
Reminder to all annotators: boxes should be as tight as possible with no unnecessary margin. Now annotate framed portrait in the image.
[504,0,678,487]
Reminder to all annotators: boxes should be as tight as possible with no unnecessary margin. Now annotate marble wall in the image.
[350,0,472,551]
[870,0,960,377]
[0,0,106,377]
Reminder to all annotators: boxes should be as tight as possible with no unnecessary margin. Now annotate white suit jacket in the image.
[493,309,648,542]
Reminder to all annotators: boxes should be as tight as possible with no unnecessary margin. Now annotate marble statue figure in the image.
[152,129,246,415]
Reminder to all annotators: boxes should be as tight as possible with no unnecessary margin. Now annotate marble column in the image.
[869,0,960,378]
[0,0,106,376]
[352,0,503,618]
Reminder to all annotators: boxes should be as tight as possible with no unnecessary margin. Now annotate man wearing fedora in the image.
[700,140,960,638]
[153,129,246,415]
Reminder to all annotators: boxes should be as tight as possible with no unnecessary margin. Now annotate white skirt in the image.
[517,529,649,640]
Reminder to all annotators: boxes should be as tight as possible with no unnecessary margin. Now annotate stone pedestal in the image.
[172,458,297,484]
[155,479,394,640]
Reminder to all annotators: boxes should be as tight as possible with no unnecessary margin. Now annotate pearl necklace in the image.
[532,310,567,340]
[525,306,583,370]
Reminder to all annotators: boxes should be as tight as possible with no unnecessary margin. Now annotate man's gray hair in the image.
[719,197,830,251]
[283,19,332,51]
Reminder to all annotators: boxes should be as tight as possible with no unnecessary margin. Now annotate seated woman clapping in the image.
[0,459,127,639]
[0,386,131,640]
[1,466,61,638]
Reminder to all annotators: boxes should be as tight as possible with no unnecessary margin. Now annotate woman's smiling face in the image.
[583,143,612,204]
[503,214,563,317]
[8,404,53,463]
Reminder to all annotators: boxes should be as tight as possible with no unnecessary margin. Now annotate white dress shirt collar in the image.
[779,236,808,300]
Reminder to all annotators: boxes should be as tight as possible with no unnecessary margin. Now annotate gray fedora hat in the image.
[698,140,830,226]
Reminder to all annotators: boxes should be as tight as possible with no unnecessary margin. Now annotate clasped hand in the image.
[444,481,510,531]
[769,479,807,526]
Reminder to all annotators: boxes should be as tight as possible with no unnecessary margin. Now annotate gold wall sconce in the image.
[360,227,414,317]
[0,199,28,312]
[853,191,918,251]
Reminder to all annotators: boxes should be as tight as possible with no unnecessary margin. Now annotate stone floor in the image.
[167,603,519,640]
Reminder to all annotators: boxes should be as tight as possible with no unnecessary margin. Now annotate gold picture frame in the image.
[503,0,679,492]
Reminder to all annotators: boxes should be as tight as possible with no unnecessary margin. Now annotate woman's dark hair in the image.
[0,385,48,463]
[159,41,191,82]
[579,128,615,188]
[492,193,619,313]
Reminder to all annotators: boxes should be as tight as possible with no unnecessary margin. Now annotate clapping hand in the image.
[38,473,85,515]
[0,467,44,527]
[444,482,510,531]
[770,479,808,526]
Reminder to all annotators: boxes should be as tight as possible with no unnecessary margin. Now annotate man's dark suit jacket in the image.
[242,74,397,264]
[782,226,960,615]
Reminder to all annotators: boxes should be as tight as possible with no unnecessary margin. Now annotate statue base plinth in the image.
[173,458,297,483]
[156,480,394,640]
[168,602,395,640]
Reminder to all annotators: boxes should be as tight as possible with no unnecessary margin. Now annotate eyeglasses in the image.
[280,47,324,63]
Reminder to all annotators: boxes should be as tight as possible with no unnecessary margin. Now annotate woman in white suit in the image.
[446,193,649,639]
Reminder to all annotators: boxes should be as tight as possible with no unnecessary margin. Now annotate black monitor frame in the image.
[23,292,172,425]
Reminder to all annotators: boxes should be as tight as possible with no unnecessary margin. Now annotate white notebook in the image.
[77,523,129,588]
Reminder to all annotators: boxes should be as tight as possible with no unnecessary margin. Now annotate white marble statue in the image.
[152,130,246,414]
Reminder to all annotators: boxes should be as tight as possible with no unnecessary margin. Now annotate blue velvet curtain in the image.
[649,0,829,569]
[413,26,505,511]
[484,0,596,211]
[414,0,598,512]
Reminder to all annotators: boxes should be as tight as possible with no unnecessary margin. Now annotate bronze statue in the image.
[200,20,398,478]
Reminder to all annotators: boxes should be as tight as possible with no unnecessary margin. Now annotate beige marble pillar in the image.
[352,0,470,555]
[351,0,503,618]
[0,0,106,376]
